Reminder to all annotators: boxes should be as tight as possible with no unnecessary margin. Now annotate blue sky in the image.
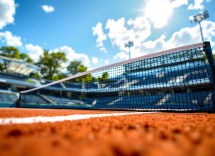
[0,0,215,71]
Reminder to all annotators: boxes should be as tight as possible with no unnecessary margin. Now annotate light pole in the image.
[189,10,209,42]
[125,41,134,59]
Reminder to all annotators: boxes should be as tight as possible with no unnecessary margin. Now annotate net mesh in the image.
[19,42,215,112]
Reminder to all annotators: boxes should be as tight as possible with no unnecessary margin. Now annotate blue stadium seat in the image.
[0,93,18,103]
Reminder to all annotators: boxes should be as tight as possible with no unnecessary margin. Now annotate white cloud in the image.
[104,59,109,64]
[53,48,59,52]
[0,31,22,46]
[132,20,215,58]
[25,44,43,62]
[92,57,98,64]
[92,22,107,52]
[100,59,103,62]
[41,5,55,13]
[57,46,90,67]
[0,0,16,29]
[88,68,94,71]
[113,52,129,60]
[171,0,188,8]
[96,42,103,47]
[105,14,215,59]
[105,17,151,55]
[187,0,204,10]
[206,0,211,2]
[92,22,107,46]
[100,47,107,53]
[2,40,4,43]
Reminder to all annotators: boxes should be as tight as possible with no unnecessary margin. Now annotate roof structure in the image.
[0,55,38,75]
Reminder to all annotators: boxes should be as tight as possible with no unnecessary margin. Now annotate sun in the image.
[144,0,173,28]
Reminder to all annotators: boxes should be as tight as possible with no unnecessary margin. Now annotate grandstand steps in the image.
[30,79,41,85]
[98,84,106,88]
[92,99,97,105]
[39,95,57,104]
[168,74,189,84]
[107,97,123,105]
[204,93,212,104]
[156,94,171,106]
[60,83,66,88]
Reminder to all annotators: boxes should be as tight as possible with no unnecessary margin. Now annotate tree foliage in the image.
[0,63,4,71]
[36,50,67,80]
[0,46,20,59]
[0,46,21,68]
[74,74,93,83]
[20,53,34,64]
[97,72,109,82]
[78,65,87,73]
[53,73,67,81]
[67,61,87,75]
[67,61,92,82]
[29,72,41,78]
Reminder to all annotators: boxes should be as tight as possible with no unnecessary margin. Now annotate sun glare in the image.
[144,0,173,28]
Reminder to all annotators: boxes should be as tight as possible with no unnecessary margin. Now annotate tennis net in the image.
[18,41,215,112]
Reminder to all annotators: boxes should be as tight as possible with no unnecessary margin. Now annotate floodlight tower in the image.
[125,41,134,59]
[189,10,209,42]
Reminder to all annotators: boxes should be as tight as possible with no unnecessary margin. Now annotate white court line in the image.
[0,112,151,125]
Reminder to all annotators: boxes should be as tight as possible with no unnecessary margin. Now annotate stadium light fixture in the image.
[189,10,209,42]
[125,41,134,59]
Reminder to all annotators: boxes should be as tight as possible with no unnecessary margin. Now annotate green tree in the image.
[0,46,20,59]
[20,53,34,64]
[97,72,112,83]
[67,61,91,82]
[0,63,4,71]
[29,72,41,78]
[12,50,21,59]
[67,61,82,75]
[78,64,87,73]
[53,73,67,81]
[75,74,92,83]
[101,72,108,80]
[98,72,109,82]
[0,46,21,68]
[37,50,67,80]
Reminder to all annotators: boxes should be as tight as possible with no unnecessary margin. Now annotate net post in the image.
[17,92,21,108]
[203,41,215,112]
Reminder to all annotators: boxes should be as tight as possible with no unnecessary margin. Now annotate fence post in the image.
[203,41,215,112]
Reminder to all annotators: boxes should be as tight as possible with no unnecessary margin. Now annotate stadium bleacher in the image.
[21,94,48,104]
[0,72,27,82]
[0,93,18,103]
[64,83,82,89]
[45,95,83,105]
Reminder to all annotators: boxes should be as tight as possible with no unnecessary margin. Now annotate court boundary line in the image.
[0,112,154,125]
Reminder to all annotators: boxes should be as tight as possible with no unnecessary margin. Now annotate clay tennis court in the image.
[0,108,215,156]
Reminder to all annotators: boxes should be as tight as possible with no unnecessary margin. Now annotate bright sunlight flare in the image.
[144,0,173,28]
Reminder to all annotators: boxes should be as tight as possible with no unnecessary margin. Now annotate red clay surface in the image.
[0,109,215,156]
[0,108,130,118]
